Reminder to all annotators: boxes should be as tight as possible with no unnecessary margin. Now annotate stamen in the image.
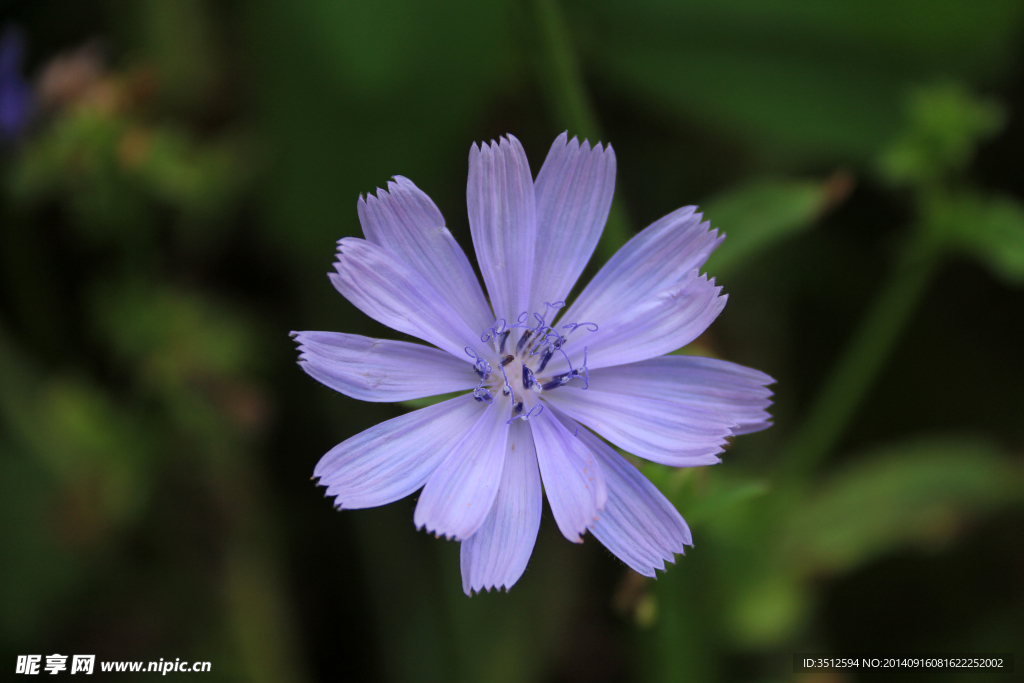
[466,346,497,404]
[561,321,598,334]
[536,301,564,328]
[507,403,543,424]
[476,306,595,419]
[539,347,590,391]
[516,329,533,354]
[578,347,590,388]
[540,376,567,391]
[496,362,515,400]
[464,347,492,378]
[522,363,538,390]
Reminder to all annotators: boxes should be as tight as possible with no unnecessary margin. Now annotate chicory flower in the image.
[294,133,773,595]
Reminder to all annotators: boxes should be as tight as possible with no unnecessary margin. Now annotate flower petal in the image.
[460,418,543,595]
[587,355,775,436]
[548,270,727,374]
[571,423,692,577]
[529,401,607,542]
[414,397,512,540]
[561,206,722,327]
[541,380,733,467]
[293,331,479,402]
[358,176,494,334]
[467,135,537,327]
[315,394,483,509]
[530,133,616,313]
[330,237,495,363]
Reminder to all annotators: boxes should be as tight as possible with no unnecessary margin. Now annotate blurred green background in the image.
[1,1,1022,681]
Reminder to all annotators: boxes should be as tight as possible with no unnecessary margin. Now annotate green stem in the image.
[527,0,632,260]
[220,460,310,683]
[650,567,716,683]
[529,0,601,141]
[780,232,941,478]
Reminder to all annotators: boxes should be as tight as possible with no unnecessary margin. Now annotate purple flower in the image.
[0,25,32,140]
[294,134,773,595]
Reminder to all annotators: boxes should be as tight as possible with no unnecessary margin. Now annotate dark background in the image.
[1,1,1022,681]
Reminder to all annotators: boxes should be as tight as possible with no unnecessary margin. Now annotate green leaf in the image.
[578,0,1024,163]
[644,462,770,527]
[927,192,1024,285]
[878,83,1004,186]
[0,327,151,526]
[789,437,1024,575]
[701,178,841,277]
[8,110,147,240]
[724,571,808,649]
[91,283,265,442]
[93,283,256,383]
[0,444,87,641]
[966,197,1024,284]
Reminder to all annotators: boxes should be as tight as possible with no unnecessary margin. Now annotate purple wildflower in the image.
[0,25,32,140]
[294,133,774,595]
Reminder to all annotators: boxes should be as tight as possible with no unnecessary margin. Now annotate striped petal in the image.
[294,331,479,402]
[547,271,727,375]
[573,425,693,577]
[561,206,722,326]
[542,382,733,467]
[315,394,483,509]
[330,237,495,364]
[530,402,606,542]
[358,176,494,334]
[586,355,775,436]
[467,135,537,328]
[530,133,616,314]
[414,397,512,540]
[460,418,543,595]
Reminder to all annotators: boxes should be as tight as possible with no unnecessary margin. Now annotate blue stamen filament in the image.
[468,303,596,423]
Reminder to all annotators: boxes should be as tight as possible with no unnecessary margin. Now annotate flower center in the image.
[465,301,596,422]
